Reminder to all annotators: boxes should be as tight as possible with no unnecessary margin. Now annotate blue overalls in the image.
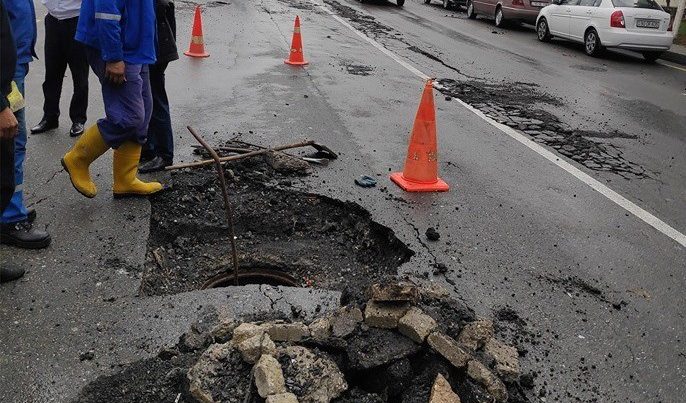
[2,0,37,225]
[75,0,157,148]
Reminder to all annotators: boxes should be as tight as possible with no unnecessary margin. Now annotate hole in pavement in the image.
[202,267,299,288]
[140,154,414,298]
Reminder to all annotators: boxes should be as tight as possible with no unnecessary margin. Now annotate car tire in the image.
[642,51,662,63]
[584,28,604,57]
[466,0,477,18]
[397,0,405,6]
[537,18,551,42]
[494,6,506,28]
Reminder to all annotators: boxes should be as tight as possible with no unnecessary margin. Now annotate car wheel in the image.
[537,18,551,42]
[584,28,603,57]
[397,0,405,6]
[494,6,506,28]
[642,51,662,63]
[466,0,477,18]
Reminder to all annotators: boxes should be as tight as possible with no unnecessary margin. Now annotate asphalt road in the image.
[0,0,684,401]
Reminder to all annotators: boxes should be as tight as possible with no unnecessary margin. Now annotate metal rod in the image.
[166,140,317,170]
[187,126,240,286]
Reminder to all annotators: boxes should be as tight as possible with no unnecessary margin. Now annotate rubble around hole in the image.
[76,282,531,403]
[186,282,524,403]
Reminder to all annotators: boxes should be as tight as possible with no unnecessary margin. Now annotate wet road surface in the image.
[1,0,684,401]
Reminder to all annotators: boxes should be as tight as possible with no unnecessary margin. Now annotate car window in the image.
[560,0,580,4]
[579,0,595,5]
[593,0,602,5]
[611,0,663,9]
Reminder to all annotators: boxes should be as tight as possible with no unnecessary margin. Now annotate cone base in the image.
[390,172,449,192]
[185,51,210,58]
[284,59,309,66]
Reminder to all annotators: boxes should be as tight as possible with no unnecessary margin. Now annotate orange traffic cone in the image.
[285,16,308,66]
[390,79,449,192]
[184,5,209,58]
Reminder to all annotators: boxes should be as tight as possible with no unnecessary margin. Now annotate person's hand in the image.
[105,61,126,85]
[0,107,18,139]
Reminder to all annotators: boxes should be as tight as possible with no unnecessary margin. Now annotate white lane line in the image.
[312,0,686,248]
[657,60,686,73]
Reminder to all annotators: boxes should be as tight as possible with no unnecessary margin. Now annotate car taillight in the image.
[610,10,625,28]
[513,0,524,5]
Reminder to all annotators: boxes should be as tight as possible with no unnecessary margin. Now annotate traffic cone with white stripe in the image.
[285,16,308,66]
[184,5,209,58]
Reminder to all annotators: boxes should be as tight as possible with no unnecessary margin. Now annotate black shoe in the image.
[30,118,59,134]
[27,208,36,223]
[0,263,24,283]
[70,122,85,137]
[139,156,172,173]
[0,221,51,249]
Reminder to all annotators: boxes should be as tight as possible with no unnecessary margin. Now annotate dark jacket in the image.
[4,0,37,65]
[1,0,17,213]
[155,0,178,65]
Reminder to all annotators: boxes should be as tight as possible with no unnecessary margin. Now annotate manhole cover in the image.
[202,268,299,288]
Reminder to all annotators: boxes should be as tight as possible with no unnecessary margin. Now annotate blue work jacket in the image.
[75,0,157,64]
[4,0,37,65]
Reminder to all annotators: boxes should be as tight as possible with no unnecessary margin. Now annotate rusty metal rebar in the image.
[187,126,240,286]
[165,140,317,170]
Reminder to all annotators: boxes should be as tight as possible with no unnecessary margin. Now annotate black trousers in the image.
[143,63,174,162]
[42,14,88,124]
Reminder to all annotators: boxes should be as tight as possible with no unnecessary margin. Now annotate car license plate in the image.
[531,1,546,6]
[635,19,660,29]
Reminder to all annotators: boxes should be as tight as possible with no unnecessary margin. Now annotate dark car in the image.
[467,0,549,26]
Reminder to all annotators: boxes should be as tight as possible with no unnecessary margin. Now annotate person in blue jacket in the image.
[1,0,52,250]
[62,0,163,198]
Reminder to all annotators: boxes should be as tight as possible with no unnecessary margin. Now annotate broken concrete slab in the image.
[279,346,347,402]
[232,322,265,344]
[265,322,310,342]
[430,374,461,403]
[467,360,508,402]
[237,333,276,364]
[255,354,287,398]
[266,392,300,403]
[398,307,438,343]
[369,283,420,303]
[484,338,520,381]
[331,306,363,338]
[364,300,411,329]
[187,342,252,403]
[307,317,331,341]
[427,332,471,369]
[458,320,494,350]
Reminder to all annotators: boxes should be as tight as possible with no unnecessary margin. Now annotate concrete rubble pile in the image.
[185,282,522,403]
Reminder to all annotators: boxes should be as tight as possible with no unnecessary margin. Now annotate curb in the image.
[661,49,686,65]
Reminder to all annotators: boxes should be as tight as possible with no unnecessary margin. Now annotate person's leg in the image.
[0,140,23,283]
[112,64,162,197]
[139,63,174,172]
[0,63,51,249]
[65,16,88,129]
[37,14,67,129]
[61,48,111,198]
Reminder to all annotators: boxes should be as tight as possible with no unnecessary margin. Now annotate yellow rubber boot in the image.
[112,141,163,198]
[61,124,110,198]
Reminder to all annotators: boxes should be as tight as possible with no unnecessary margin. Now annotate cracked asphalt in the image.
[1,0,685,401]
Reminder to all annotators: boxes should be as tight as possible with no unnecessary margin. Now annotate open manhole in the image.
[141,161,414,298]
[202,267,299,288]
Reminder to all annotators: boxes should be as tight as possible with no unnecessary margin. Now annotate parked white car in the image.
[536,0,673,61]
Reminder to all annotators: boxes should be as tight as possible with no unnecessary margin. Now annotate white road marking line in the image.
[311,0,686,248]
[657,60,686,73]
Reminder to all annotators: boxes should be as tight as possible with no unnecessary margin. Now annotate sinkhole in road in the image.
[141,155,414,298]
